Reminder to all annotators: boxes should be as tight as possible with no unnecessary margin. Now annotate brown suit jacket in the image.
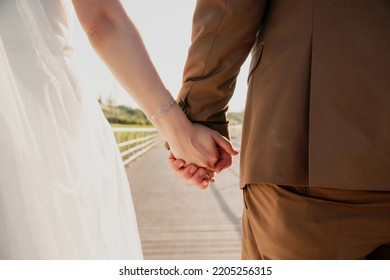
[177,0,390,191]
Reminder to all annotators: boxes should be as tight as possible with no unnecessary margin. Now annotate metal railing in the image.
[112,127,162,165]
[113,124,243,166]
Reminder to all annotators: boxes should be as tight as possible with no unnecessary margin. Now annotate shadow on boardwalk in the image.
[125,143,243,260]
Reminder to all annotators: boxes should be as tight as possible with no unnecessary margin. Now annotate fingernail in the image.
[202,181,208,187]
[189,166,196,174]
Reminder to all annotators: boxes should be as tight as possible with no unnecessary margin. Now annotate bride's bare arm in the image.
[72,0,237,170]
[72,0,170,117]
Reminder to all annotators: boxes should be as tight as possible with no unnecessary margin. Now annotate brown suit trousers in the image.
[242,184,390,259]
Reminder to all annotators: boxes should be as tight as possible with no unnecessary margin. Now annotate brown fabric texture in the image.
[241,184,390,260]
[177,0,390,190]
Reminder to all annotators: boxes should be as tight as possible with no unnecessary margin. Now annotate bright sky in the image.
[71,0,250,112]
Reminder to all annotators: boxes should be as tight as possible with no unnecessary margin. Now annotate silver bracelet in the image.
[147,99,177,121]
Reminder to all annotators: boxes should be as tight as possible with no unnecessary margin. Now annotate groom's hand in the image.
[214,146,234,173]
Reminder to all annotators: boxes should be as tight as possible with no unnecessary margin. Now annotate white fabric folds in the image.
[0,0,142,259]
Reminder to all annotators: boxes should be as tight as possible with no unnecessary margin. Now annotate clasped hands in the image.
[167,123,238,189]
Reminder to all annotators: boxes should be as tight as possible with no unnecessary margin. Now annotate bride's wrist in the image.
[151,103,193,142]
[147,98,176,122]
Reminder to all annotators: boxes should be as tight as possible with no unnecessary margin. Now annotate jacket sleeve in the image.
[177,0,268,138]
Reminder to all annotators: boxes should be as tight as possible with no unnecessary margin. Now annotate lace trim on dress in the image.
[15,0,74,57]
[60,43,73,56]
[6,39,74,56]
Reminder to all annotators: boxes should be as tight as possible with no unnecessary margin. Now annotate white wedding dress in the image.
[0,0,143,259]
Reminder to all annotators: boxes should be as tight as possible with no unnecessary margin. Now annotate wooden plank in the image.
[126,143,243,260]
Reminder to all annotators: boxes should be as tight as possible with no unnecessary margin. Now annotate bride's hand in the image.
[151,103,238,170]
[167,122,238,170]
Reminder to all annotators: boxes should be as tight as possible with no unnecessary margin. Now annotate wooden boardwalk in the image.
[125,141,243,260]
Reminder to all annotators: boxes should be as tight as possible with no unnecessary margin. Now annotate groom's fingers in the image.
[214,157,232,173]
[182,167,206,185]
[212,133,239,156]
[186,169,215,190]
[174,165,214,189]
[167,152,215,189]
[214,149,233,173]
[167,152,186,170]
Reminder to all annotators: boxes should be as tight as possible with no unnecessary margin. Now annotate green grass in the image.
[110,123,158,153]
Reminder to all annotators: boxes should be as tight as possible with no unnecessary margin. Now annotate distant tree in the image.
[103,104,151,126]
[97,96,103,105]
[106,93,115,108]
[106,93,116,120]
